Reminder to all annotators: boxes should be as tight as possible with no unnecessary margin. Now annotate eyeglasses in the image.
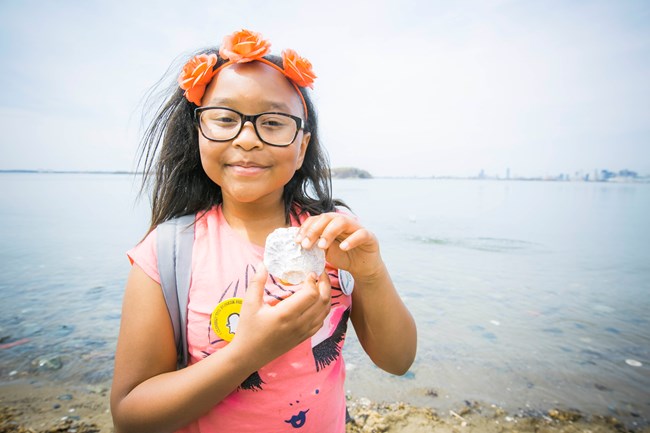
[194,107,304,147]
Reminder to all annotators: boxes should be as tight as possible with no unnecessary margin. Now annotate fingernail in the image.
[317,238,327,249]
[340,241,349,250]
[301,238,311,248]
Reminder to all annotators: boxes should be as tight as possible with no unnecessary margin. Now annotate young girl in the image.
[111,29,417,433]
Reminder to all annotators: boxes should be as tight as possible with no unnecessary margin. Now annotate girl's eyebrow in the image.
[267,101,293,112]
[206,97,293,113]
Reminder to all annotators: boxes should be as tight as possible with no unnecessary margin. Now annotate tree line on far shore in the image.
[330,167,372,179]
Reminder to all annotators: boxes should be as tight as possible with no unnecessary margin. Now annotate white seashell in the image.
[264,227,325,285]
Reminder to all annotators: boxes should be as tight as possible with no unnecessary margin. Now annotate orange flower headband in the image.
[178,29,316,118]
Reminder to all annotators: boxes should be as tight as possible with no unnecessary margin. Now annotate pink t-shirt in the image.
[128,206,352,433]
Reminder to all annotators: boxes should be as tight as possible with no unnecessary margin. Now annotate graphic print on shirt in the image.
[203,265,350,394]
[226,312,239,334]
[311,305,350,372]
[285,393,313,428]
[282,387,330,429]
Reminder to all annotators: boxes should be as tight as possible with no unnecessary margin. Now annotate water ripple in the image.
[412,235,542,253]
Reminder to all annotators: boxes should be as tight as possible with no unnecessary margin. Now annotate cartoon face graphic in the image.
[285,407,309,428]
[284,391,318,429]
[226,312,239,334]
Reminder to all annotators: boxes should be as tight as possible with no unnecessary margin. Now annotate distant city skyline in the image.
[475,167,645,180]
[1,1,648,178]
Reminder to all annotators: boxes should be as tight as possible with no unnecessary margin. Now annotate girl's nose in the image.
[232,121,263,150]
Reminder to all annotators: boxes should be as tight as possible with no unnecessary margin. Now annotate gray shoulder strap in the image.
[156,214,195,369]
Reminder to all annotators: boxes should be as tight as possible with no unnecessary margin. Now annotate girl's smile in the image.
[226,160,270,177]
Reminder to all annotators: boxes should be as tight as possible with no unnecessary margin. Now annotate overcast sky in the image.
[1,0,648,177]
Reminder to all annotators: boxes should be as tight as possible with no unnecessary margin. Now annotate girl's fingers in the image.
[298,272,332,332]
[315,216,352,249]
[315,271,332,309]
[298,213,359,250]
[275,272,317,313]
[315,271,332,319]
[276,272,330,324]
[338,229,374,251]
[243,263,267,309]
[297,213,337,248]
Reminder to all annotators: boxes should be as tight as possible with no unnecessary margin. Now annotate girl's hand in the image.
[296,212,382,280]
[230,264,331,369]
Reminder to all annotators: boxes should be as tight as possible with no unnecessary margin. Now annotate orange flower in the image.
[177,54,219,105]
[282,49,316,89]
[219,29,271,63]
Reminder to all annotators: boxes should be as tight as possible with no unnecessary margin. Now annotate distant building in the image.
[601,169,616,181]
[619,169,638,178]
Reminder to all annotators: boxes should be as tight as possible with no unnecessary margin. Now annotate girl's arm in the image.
[111,264,331,433]
[348,261,416,375]
[296,213,417,375]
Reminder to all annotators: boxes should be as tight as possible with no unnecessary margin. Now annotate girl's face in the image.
[198,62,311,209]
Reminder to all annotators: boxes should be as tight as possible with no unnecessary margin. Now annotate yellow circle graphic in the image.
[210,297,243,342]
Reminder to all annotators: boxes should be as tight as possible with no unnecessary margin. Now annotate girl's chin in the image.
[221,188,283,206]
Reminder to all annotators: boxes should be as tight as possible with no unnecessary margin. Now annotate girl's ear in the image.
[296,131,311,169]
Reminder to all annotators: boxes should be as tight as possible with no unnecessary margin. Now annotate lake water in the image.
[1,173,648,424]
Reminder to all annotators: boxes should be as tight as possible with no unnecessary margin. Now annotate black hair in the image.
[137,48,346,234]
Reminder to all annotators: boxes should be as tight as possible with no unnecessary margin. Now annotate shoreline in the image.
[1,170,648,184]
[1,379,648,433]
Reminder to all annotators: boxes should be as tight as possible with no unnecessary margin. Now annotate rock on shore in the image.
[331,167,373,179]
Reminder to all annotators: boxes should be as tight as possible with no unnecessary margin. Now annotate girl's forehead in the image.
[203,62,303,115]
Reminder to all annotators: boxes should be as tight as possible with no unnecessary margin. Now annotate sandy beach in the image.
[0,380,110,432]
[1,379,648,433]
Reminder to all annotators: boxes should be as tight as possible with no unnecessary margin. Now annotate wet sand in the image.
[346,399,650,433]
[0,381,110,432]
[1,380,648,433]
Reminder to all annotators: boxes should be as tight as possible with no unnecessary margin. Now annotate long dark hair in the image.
[137,48,346,234]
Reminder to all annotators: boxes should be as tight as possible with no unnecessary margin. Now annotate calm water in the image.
[1,174,649,424]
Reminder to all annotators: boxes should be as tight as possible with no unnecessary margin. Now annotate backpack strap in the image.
[156,214,195,369]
